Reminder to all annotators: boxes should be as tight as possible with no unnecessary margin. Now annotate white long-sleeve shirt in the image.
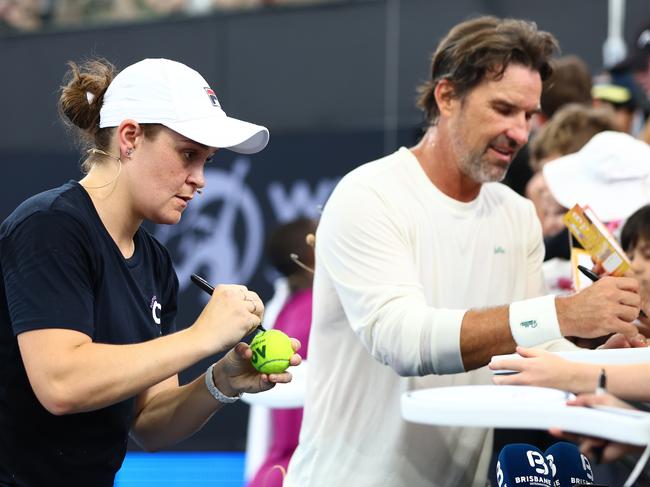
[285,147,551,486]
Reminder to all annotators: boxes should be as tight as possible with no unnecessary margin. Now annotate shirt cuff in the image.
[427,308,467,374]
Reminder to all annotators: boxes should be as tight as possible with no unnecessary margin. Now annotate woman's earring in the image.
[126,148,133,158]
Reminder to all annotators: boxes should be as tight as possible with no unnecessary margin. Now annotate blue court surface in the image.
[115,451,245,486]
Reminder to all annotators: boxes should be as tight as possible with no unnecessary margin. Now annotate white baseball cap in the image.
[99,58,269,154]
[543,131,650,222]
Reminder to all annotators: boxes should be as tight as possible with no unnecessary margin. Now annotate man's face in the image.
[446,64,542,183]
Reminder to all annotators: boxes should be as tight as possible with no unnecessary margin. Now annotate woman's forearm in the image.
[130,373,223,451]
[18,326,211,415]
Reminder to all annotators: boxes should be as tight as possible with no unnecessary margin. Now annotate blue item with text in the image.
[496,443,554,487]
[545,441,594,486]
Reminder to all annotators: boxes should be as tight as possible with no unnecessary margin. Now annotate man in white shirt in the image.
[285,16,644,487]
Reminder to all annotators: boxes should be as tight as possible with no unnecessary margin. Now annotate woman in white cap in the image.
[0,58,300,486]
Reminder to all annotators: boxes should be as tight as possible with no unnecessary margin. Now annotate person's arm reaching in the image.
[491,346,650,402]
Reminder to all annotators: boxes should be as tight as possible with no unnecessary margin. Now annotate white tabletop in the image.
[401,385,650,446]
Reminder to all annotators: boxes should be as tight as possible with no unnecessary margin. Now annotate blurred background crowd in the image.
[0,0,338,31]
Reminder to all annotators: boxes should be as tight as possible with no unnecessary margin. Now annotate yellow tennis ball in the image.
[250,330,293,374]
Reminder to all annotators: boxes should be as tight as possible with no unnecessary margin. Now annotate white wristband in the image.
[509,295,562,347]
[205,363,241,404]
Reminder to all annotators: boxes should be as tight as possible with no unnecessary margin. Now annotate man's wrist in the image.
[554,295,573,335]
[509,295,562,347]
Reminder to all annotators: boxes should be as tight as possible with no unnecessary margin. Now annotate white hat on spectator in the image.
[543,131,650,222]
[99,58,268,154]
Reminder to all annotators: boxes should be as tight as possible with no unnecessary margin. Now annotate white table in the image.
[401,385,650,446]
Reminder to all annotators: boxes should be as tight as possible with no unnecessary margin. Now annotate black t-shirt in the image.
[0,181,178,486]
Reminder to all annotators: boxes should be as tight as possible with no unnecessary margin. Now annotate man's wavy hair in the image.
[417,16,559,125]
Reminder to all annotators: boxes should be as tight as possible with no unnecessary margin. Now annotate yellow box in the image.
[563,204,630,276]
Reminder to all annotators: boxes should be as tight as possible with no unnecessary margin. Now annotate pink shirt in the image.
[248,288,312,487]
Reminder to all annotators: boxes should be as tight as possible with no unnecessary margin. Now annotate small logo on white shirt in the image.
[150,296,161,325]
[494,246,506,254]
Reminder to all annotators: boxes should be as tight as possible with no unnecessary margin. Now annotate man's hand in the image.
[556,277,641,340]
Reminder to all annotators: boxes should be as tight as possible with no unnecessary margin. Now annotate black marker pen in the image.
[577,265,600,283]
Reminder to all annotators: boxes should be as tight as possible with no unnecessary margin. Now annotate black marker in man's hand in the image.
[577,265,599,283]
[190,274,266,334]
[577,265,647,319]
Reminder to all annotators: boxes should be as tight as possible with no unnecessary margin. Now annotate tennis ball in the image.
[250,330,293,374]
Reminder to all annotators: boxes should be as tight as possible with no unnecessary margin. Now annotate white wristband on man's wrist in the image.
[509,295,562,347]
[205,363,241,404]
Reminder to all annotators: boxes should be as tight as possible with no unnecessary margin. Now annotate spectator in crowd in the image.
[592,82,639,134]
[526,104,618,241]
[529,104,618,173]
[0,57,300,486]
[543,131,650,230]
[50,0,330,26]
[285,16,644,487]
[0,0,45,32]
[247,217,317,487]
[538,55,593,125]
[614,20,650,105]
[53,0,186,27]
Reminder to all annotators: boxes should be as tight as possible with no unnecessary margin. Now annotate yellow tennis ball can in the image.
[250,330,293,374]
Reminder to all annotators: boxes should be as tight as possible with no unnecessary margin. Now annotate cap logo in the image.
[204,87,220,107]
